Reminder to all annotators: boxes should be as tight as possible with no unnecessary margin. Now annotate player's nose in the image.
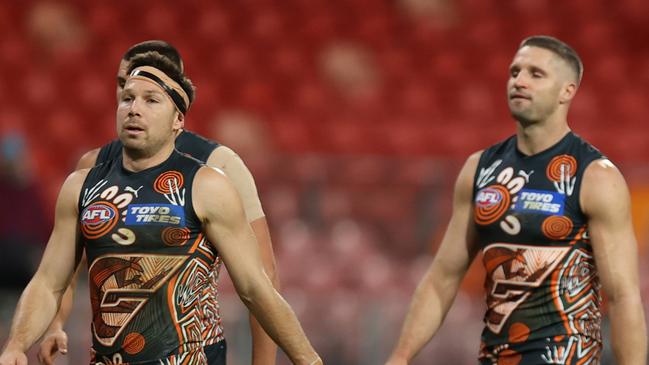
[128,98,143,116]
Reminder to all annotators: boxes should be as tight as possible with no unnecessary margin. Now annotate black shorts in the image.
[205,340,227,365]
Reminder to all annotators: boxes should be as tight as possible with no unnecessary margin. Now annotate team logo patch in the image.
[475,185,511,225]
[125,204,185,226]
[81,201,119,239]
[513,189,565,215]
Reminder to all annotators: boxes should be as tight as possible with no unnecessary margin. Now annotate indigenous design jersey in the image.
[97,130,220,165]
[473,132,604,364]
[96,131,224,352]
[80,150,223,364]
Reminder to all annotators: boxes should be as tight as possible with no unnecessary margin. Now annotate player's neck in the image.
[122,142,175,172]
[515,115,570,156]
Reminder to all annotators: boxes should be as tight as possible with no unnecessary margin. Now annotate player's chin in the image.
[120,135,147,150]
[509,107,532,120]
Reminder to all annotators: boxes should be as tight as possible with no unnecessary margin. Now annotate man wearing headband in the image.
[0,53,322,365]
[39,41,280,365]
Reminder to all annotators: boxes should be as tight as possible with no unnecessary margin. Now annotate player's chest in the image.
[79,172,195,250]
[473,156,584,242]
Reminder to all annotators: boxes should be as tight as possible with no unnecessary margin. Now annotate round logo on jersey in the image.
[475,185,511,225]
[542,215,573,240]
[546,154,577,182]
[161,227,191,246]
[154,171,184,195]
[123,332,146,355]
[81,201,119,239]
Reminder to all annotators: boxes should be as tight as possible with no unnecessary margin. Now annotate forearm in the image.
[608,294,647,365]
[250,313,278,365]
[44,282,75,333]
[250,218,280,365]
[45,262,80,334]
[241,284,319,365]
[5,277,62,352]
[390,269,458,362]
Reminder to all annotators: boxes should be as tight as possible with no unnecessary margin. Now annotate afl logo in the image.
[81,201,119,239]
[475,185,511,225]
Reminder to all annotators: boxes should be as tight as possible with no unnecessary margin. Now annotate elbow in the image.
[235,279,269,309]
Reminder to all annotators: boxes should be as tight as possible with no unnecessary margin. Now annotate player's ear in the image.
[559,81,577,105]
[173,112,185,131]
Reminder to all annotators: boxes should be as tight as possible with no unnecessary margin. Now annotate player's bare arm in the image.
[386,151,482,364]
[581,159,647,365]
[207,145,280,365]
[207,146,278,286]
[0,169,88,365]
[38,149,100,364]
[193,167,320,365]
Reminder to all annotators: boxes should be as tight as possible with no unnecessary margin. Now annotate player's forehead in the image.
[510,46,557,70]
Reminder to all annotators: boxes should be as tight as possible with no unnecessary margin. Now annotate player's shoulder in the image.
[583,158,624,183]
[580,158,629,216]
[456,150,485,187]
[77,148,101,169]
[480,135,516,161]
[96,139,123,165]
[175,130,220,163]
[194,164,228,185]
[466,149,485,166]
[193,165,238,207]
[206,144,240,168]
[60,167,93,200]
[68,167,92,183]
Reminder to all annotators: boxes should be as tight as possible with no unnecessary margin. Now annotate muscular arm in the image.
[51,148,98,323]
[38,149,99,360]
[0,170,87,360]
[387,152,482,364]
[193,167,319,365]
[208,146,279,364]
[581,159,647,365]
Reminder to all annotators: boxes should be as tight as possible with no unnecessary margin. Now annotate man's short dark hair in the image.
[123,40,182,70]
[519,35,583,84]
[127,51,195,107]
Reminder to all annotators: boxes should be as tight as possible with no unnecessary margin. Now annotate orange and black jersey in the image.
[97,130,220,165]
[79,150,222,364]
[473,132,604,364]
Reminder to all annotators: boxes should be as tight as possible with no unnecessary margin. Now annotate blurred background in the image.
[0,0,648,364]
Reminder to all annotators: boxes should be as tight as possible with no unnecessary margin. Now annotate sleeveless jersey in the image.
[79,150,223,364]
[472,132,604,364]
[95,130,225,354]
[97,130,220,165]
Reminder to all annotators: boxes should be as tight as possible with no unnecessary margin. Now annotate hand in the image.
[37,329,68,365]
[0,350,28,365]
